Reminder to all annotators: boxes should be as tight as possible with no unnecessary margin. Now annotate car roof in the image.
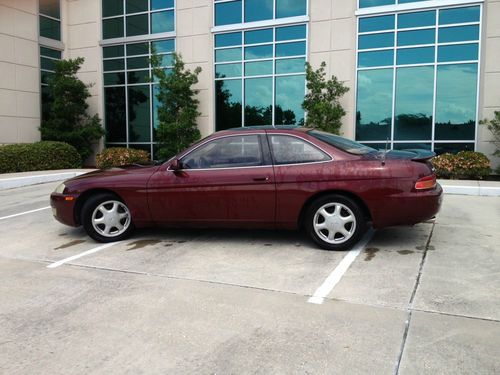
[216,126,310,135]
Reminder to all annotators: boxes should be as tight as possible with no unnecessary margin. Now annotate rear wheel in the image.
[81,193,134,243]
[305,194,366,251]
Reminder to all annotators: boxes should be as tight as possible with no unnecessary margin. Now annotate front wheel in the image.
[81,193,134,243]
[305,194,366,251]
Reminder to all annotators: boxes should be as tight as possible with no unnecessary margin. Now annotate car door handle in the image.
[253,176,269,182]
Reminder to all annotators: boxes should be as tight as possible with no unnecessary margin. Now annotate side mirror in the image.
[170,159,182,171]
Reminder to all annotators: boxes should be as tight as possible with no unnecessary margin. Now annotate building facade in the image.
[0,0,499,167]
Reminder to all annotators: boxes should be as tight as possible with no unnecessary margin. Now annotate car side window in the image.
[269,135,330,165]
[181,135,264,169]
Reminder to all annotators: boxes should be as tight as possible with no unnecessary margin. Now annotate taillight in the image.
[415,174,436,190]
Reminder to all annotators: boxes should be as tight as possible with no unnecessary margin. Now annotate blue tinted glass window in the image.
[126,0,148,14]
[245,61,273,76]
[439,6,480,25]
[276,0,307,18]
[215,32,242,48]
[245,0,272,22]
[434,143,474,155]
[216,48,242,62]
[275,75,305,125]
[245,29,273,44]
[358,50,394,68]
[215,1,242,26]
[438,44,478,62]
[126,14,148,36]
[103,0,123,17]
[151,0,174,10]
[397,29,435,46]
[127,42,149,56]
[359,32,394,49]
[275,57,305,74]
[245,77,272,125]
[103,45,124,58]
[393,143,431,151]
[152,39,174,53]
[398,11,435,29]
[245,45,273,60]
[216,63,242,78]
[151,10,174,33]
[276,42,306,57]
[276,24,306,41]
[359,15,395,32]
[397,47,434,65]
[359,0,394,8]
[439,25,479,43]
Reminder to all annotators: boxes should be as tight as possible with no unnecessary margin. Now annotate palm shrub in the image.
[40,57,104,161]
[480,111,500,174]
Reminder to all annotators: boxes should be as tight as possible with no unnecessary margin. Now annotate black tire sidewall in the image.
[305,194,366,251]
[81,193,134,243]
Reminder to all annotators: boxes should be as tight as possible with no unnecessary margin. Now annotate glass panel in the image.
[275,75,305,125]
[40,47,61,59]
[215,32,242,48]
[41,85,52,121]
[152,39,175,53]
[397,47,434,65]
[276,0,307,18]
[215,63,242,78]
[126,14,148,36]
[438,44,478,62]
[245,77,272,125]
[359,15,394,32]
[128,85,151,142]
[434,143,474,155]
[159,54,173,66]
[358,50,393,68]
[356,69,393,141]
[40,16,61,40]
[127,70,150,84]
[358,32,394,49]
[245,61,273,76]
[245,29,273,45]
[127,56,150,69]
[397,29,435,46]
[41,57,57,71]
[216,79,242,130]
[127,42,149,56]
[245,0,272,22]
[394,66,434,141]
[435,64,477,140]
[103,59,125,71]
[41,71,55,85]
[359,0,394,8]
[439,6,480,25]
[275,57,305,74]
[398,11,435,29]
[393,143,431,150]
[245,45,273,60]
[270,135,329,164]
[104,72,125,85]
[151,0,174,10]
[275,42,306,57]
[102,0,123,17]
[39,0,60,18]
[216,48,241,62]
[105,87,127,142]
[276,24,307,41]
[103,18,124,39]
[126,0,148,13]
[215,1,242,26]
[439,25,479,43]
[103,45,124,58]
[151,10,174,33]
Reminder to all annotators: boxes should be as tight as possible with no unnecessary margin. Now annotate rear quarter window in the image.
[269,135,330,165]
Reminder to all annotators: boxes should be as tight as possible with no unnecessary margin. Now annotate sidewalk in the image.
[0,169,96,190]
[438,179,500,197]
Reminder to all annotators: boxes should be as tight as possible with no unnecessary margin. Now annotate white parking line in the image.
[0,206,51,221]
[47,242,121,269]
[308,229,374,305]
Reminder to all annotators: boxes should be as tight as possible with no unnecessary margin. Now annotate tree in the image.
[151,52,202,159]
[302,61,349,134]
[40,57,104,161]
[481,111,500,173]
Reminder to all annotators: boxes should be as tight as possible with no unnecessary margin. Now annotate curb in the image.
[0,171,89,191]
[441,185,500,197]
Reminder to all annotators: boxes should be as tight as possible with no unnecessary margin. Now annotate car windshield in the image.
[307,130,377,155]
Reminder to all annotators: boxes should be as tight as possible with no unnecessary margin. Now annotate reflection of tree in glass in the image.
[215,76,242,130]
[126,73,148,142]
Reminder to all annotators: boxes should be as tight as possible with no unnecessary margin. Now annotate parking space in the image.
[0,182,499,374]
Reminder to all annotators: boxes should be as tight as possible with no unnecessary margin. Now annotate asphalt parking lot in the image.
[0,181,499,374]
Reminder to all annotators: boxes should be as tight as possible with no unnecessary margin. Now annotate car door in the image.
[147,134,276,227]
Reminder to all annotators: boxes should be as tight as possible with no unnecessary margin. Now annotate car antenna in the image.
[381,137,389,166]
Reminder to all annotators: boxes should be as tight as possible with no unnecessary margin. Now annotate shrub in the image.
[432,151,491,179]
[0,141,81,173]
[480,111,500,174]
[95,147,150,169]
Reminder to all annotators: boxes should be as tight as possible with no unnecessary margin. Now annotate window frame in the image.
[39,0,61,41]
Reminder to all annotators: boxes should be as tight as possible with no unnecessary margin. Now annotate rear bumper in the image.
[50,193,78,227]
[372,183,443,228]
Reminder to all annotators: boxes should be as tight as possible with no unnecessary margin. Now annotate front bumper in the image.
[50,193,79,227]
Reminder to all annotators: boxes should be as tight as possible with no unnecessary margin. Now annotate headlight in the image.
[54,183,66,194]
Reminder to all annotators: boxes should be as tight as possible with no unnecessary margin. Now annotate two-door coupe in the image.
[51,127,443,250]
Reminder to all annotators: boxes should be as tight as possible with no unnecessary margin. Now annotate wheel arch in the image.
[74,188,125,226]
[298,190,372,229]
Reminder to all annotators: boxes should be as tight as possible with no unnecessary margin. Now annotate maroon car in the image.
[51,127,443,250]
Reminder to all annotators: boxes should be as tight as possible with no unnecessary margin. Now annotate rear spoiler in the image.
[403,149,436,161]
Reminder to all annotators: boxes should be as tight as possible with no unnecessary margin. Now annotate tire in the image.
[81,193,134,243]
[305,194,366,251]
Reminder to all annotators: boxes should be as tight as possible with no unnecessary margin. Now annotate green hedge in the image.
[95,147,150,169]
[0,141,81,173]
